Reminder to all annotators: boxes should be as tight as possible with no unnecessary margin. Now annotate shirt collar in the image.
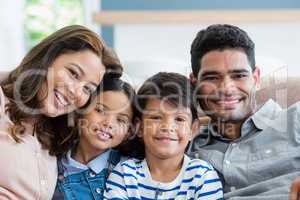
[250,99,282,130]
[62,149,111,176]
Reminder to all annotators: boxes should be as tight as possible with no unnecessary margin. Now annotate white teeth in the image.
[217,99,239,105]
[97,131,112,141]
[55,91,69,106]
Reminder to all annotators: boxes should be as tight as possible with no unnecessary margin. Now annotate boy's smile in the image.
[140,98,193,160]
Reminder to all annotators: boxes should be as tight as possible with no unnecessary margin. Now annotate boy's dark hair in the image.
[56,73,136,158]
[131,72,197,159]
[190,24,256,77]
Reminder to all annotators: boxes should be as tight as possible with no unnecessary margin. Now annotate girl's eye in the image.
[95,106,105,114]
[68,68,79,79]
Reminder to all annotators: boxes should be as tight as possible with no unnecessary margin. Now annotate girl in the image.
[0,25,122,199]
[104,72,223,199]
[53,76,135,200]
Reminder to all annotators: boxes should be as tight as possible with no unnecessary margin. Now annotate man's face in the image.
[195,49,260,123]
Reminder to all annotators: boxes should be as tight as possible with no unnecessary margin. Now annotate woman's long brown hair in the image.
[0,25,123,156]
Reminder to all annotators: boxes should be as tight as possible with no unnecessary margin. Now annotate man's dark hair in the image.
[130,72,197,159]
[190,24,256,77]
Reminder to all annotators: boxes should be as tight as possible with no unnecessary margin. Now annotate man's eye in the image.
[202,76,218,81]
[232,74,247,79]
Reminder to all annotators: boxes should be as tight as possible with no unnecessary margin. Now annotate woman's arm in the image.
[289,177,300,200]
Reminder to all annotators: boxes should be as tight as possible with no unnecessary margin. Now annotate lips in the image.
[54,89,71,109]
[155,136,178,143]
[96,129,112,142]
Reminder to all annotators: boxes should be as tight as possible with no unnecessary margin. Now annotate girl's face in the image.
[38,50,105,117]
[79,91,133,153]
[140,98,193,160]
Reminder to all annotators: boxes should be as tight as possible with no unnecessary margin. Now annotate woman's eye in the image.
[117,117,129,125]
[68,68,79,79]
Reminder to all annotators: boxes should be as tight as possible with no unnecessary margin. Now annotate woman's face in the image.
[79,91,133,154]
[38,49,105,117]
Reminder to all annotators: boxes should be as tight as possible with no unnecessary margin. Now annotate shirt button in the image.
[89,172,96,177]
[265,149,272,154]
[40,180,46,186]
[96,188,102,194]
[230,186,236,191]
[231,143,237,147]
[225,160,231,165]
[58,175,65,181]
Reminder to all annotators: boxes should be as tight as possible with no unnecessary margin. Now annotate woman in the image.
[0,25,122,200]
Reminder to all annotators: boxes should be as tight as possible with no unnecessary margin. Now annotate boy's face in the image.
[140,98,193,160]
[194,49,260,123]
[79,91,133,153]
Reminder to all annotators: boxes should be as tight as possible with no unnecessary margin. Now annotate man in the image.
[188,24,300,200]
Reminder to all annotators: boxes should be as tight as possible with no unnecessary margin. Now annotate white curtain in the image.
[0,0,25,71]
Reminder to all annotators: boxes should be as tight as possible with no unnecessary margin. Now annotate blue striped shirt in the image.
[104,155,223,199]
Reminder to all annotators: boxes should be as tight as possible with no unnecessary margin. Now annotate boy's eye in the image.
[175,116,187,122]
[148,115,162,120]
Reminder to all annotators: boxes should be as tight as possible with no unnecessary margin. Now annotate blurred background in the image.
[1,0,300,87]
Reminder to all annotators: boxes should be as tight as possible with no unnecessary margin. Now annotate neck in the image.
[73,140,105,165]
[146,153,184,183]
[216,121,242,140]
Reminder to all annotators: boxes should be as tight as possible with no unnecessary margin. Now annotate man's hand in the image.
[289,177,300,200]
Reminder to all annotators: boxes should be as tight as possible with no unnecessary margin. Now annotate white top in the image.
[104,155,223,199]
[0,87,57,200]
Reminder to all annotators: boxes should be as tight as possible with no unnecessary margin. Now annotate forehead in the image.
[96,91,131,112]
[199,49,251,75]
[145,98,191,114]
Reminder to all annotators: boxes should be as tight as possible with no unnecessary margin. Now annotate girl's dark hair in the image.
[56,73,136,158]
[0,25,123,156]
[130,72,197,159]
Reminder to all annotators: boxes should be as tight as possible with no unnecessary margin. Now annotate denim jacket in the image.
[52,150,121,200]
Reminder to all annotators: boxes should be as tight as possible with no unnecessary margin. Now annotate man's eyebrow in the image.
[198,70,220,78]
[228,69,250,74]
